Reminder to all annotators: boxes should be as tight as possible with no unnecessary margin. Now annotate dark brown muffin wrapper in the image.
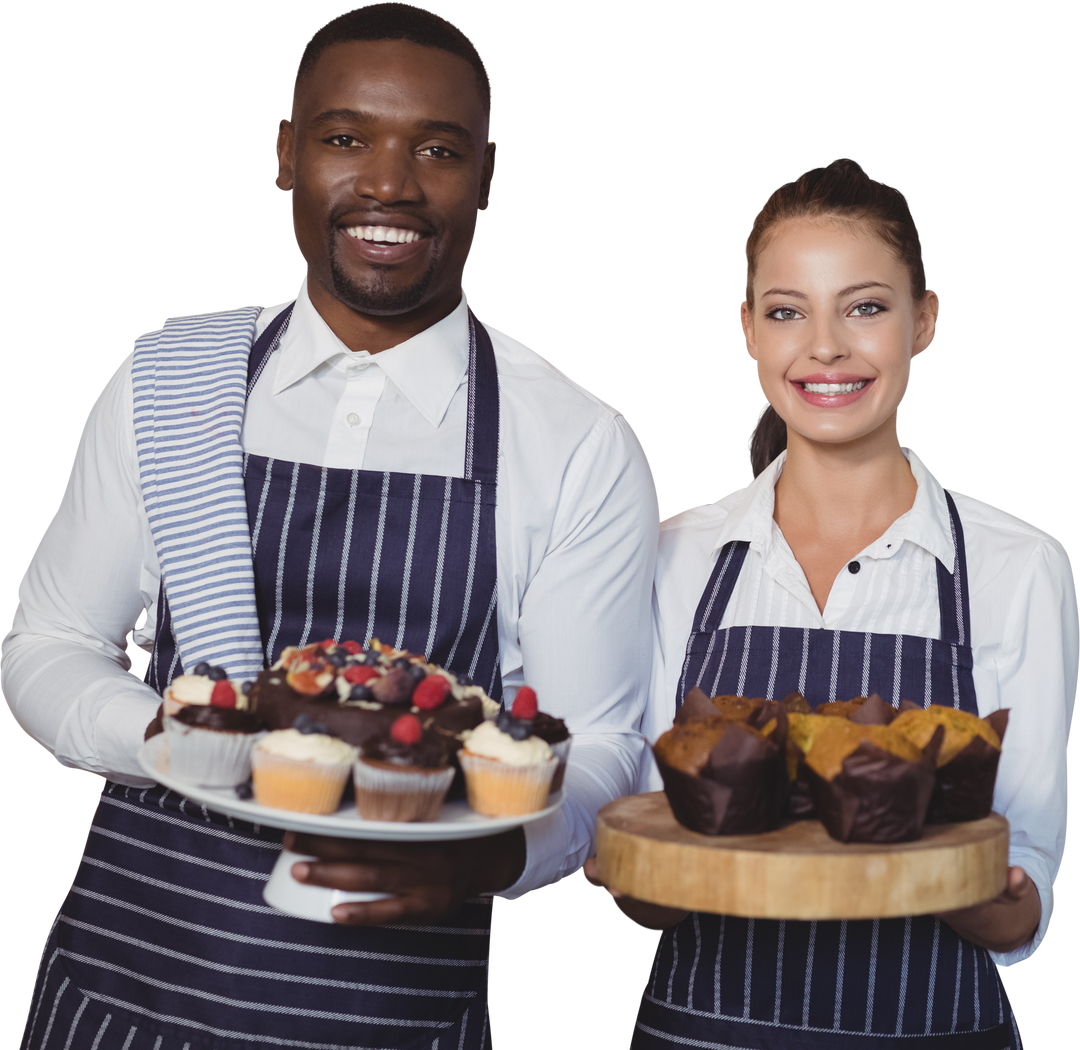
[806,725,943,843]
[674,686,722,725]
[655,714,789,836]
[927,708,1009,823]
[848,693,898,726]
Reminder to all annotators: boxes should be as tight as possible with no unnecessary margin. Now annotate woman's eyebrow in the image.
[761,282,895,300]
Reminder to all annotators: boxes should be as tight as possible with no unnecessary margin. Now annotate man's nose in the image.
[353,146,422,205]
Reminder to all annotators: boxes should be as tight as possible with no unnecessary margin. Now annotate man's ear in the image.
[276,120,295,191]
[478,141,495,210]
[742,302,758,360]
[912,290,939,358]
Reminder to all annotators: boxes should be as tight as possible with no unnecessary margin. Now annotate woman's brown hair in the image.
[746,159,926,477]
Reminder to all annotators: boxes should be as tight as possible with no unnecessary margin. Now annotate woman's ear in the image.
[742,302,758,360]
[915,287,941,360]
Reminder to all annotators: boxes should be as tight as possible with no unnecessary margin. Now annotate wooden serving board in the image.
[595,792,1008,920]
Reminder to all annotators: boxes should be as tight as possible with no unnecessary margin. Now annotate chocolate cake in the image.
[248,639,493,750]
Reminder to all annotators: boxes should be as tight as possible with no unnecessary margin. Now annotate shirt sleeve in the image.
[984,537,1078,965]
[499,414,658,896]
[2,355,161,785]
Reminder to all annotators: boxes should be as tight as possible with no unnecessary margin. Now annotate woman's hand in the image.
[582,856,689,930]
[935,866,1040,954]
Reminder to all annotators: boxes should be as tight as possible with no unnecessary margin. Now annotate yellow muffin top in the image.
[891,705,1000,767]
[795,718,921,782]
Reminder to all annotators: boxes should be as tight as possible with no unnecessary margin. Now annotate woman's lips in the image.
[790,375,874,408]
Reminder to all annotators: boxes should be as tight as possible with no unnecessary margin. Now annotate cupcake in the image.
[499,687,573,792]
[459,716,556,816]
[251,727,356,814]
[353,713,456,821]
[164,677,265,787]
[164,663,250,717]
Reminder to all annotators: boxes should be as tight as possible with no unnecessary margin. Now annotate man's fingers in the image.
[289,833,429,865]
[331,894,430,926]
[292,859,413,893]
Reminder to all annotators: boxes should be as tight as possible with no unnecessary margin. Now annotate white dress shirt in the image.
[640,450,1077,965]
[2,284,659,897]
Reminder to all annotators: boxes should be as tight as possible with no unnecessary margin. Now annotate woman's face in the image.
[742,217,938,448]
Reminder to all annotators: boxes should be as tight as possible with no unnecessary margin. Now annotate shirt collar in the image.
[712,448,955,569]
[271,282,470,429]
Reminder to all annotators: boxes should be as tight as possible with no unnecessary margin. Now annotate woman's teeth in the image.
[801,381,867,394]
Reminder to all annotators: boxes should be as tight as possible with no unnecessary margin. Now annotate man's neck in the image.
[307,279,463,354]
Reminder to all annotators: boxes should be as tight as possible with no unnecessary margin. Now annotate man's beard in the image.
[327,234,440,315]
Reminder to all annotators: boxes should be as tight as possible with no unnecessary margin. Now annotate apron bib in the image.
[23,306,501,1050]
[634,494,1021,1050]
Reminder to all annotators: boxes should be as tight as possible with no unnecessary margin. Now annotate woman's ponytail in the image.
[750,405,787,478]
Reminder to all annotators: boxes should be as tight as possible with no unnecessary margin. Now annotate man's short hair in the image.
[296,4,490,113]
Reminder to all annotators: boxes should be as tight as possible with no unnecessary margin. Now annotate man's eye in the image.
[327,135,363,148]
[418,145,457,159]
[767,307,801,321]
[851,302,884,316]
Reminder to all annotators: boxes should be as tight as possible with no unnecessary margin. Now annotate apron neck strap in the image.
[935,490,971,647]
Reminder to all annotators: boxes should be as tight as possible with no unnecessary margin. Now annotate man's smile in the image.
[345,224,428,244]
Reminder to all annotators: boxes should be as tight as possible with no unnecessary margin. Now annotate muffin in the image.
[459,719,556,816]
[354,713,456,821]
[250,728,356,814]
[164,701,266,787]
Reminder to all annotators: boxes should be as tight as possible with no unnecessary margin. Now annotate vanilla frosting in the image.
[166,674,215,706]
[255,729,356,765]
[462,720,553,766]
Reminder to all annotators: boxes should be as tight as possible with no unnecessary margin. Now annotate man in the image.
[4,5,657,1048]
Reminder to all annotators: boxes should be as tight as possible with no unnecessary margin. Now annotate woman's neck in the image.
[773,419,915,544]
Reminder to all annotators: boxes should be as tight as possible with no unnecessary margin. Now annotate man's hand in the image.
[283,827,526,925]
[582,856,689,930]
[145,702,165,741]
[935,866,1040,954]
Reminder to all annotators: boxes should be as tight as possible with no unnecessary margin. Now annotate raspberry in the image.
[412,675,450,710]
[511,686,538,720]
[210,680,237,708]
[341,640,362,654]
[343,665,379,684]
[320,638,337,651]
[390,714,423,745]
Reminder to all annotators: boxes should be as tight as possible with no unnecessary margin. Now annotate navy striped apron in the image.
[23,305,502,1050]
[634,494,1021,1050]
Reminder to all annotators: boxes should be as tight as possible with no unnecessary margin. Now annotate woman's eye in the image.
[850,302,884,317]
[767,307,801,321]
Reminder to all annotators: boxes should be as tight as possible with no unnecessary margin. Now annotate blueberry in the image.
[508,720,532,741]
[300,721,329,736]
[208,666,228,681]
[407,664,427,681]
[363,651,382,666]
[193,662,211,676]
[292,713,313,731]
[235,781,253,800]
[496,709,513,733]
[392,657,412,670]
[455,673,473,687]
[240,681,253,695]
[349,684,373,702]
[327,651,347,668]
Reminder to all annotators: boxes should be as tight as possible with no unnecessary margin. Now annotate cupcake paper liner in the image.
[459,751,556,816]
[250,747,354,814]
[164,717,265,787]
[353,760,455,822]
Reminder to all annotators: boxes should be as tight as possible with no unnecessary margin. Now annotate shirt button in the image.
[848,561,861,574]
[346,413,361,427]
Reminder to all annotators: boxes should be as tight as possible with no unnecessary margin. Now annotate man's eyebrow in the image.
[760,282,894,300]
[308,109,473,143]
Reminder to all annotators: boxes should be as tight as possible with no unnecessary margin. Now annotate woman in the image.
[590,159,1076,1048]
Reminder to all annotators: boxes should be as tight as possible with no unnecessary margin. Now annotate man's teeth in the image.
[802,381,867,394]
[345,225,423,244]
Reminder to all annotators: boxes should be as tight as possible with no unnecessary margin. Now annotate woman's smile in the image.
[791,372,875,407]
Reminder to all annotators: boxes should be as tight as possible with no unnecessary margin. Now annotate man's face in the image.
[277,39,493,319]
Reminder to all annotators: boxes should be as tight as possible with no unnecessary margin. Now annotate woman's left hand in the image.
[934,866,1040,954]
[582,857,690,930]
